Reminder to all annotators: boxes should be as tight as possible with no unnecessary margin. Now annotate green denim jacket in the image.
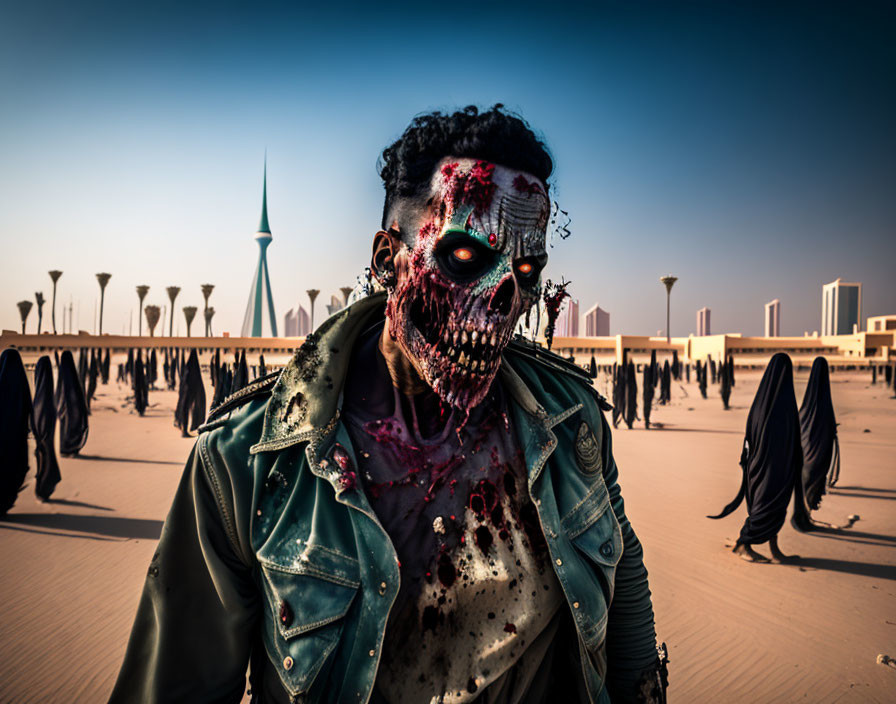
[110,293,657,704]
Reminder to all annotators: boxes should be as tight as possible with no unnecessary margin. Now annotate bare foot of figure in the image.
[769,536,799,563]
[733,543,770,563]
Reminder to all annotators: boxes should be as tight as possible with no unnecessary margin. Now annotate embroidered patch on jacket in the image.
[574,421,602,474]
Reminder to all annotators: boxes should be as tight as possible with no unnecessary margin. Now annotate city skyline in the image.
[2,1,894,337]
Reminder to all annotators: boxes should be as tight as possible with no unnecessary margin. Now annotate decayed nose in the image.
[488,275,517,316]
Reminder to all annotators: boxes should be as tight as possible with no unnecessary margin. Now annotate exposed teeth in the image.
[458,352,467,366]
[461,330,468,345]
[472,330,478,345]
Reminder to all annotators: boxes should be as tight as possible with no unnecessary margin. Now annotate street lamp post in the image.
[660,275,678,343]
[96,273,112,335]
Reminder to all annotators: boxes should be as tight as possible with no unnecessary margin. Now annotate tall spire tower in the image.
[241,156,279,337]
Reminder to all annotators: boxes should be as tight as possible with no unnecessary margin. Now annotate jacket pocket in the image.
[259,547,360,696]
[560,478,623,652]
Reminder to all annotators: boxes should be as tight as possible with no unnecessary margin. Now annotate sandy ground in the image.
[0,363,894,703]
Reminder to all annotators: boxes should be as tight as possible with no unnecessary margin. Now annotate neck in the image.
[378,326,430,396]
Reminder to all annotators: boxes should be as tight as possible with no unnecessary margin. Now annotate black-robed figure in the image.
[0,348,33,515]
[33,355,61,501]
[791,357,844,533]
[642,362,654,429]
[611,363,622,428]
[231,350,249,393]
[56,350,89,456]
[708,353,801,563]
[624,360,638,429]
[174,350,206,437]
[133,350,148,416]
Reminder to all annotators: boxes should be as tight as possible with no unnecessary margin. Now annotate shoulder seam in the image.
[197,432,244,562]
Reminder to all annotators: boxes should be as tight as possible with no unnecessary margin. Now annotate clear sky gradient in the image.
[1,0,893,337]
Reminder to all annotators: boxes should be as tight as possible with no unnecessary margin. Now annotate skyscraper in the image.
[555,298,579,337]
[822,278,862,336]
[697,307,711,336]
[241,158,278,337]
[764,299,781,337]
[584,303,610,336]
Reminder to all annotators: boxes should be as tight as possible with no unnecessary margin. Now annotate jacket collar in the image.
[250,292,388,455]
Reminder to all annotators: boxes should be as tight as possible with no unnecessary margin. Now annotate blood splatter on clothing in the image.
[343,324,561,703]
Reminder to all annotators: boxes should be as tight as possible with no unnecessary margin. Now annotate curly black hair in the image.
[378,104,553,230]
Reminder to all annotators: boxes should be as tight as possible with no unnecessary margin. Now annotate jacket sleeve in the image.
[600,412,661,702]
[108,438,260,703]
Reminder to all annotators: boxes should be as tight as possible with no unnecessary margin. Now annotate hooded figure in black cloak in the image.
[259,353,267,378]
[720,360,731,410]
[642,362,654,429]
[708,353,801,563]
[77,348,88,392]
[660,360,671,405]
[211,364,228,408]
[86,349,99,411]
[116,363,126,384]
[55,350,89,456]
[210,349,219,388]
[589,355,597,379]
[32,355,61,501]
[174,349,206,437]
[133,350,148,416]
[727,355,735,387]
[231,350,249,394]
[103,349,111,384]
[697,361,707,399]
[149,349,158,390]
[610,363,621,428]
[871,363,877,384]
[126,349,135,381]
[0,349,33,515]
[886,364,893,386]
[790,357,842,534]
[624,360,638,429]
[708,357,717,384]
[672,350,679,380]
[685,363,690,384]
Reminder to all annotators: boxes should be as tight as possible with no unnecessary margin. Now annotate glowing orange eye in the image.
[453,247,474,262]
[517,262,534,275]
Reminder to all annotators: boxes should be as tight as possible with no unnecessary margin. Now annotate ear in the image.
[371,230,399,287]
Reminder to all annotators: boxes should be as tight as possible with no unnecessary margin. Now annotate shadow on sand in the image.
[791,556,896,581]
[0,513,163,540]
[72,454,182,466]
[647,425,741,435]
[806,526,896,547]
[827,490,896,501]
[832,485,896,495]
[43,498,114,511]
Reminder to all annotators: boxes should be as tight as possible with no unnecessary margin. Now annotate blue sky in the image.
[1,0,893,337]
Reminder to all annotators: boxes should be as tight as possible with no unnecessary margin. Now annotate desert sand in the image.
[0,361,894,703]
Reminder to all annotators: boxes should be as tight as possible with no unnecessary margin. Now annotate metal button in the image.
[379,581,387,595]
[600,541,614,557]
[368,649,376,657]
[283,656,294,670]
[573,602,580,609]
[555,558,562,566]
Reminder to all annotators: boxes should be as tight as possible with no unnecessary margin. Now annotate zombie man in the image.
[111,105,666,703]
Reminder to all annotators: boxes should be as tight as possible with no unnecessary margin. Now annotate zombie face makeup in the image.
[384,157,550,409]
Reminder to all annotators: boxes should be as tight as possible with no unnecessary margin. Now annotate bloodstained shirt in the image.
[343,324,563,704]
